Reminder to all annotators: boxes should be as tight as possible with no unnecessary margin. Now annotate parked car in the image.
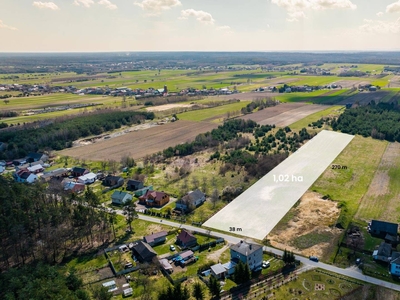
[170,245,176,251]
[262,260,270,268]
[309,256,319,262]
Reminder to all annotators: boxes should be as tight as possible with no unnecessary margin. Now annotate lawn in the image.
[274,90,331,103]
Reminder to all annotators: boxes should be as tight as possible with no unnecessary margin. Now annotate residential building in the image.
[369,220,398,239]
[27,152,48,162]
[41,168,69,181]
[176,230,197,249]
[103,175,124,187]
[175,189,206,212]
[230,240,263,271]
[143,231,167,246]
[138,190,169,207]
[27,164,44,174]
[132,241,157,263]
[13,170,38,184]
[71,167,89,178]
[77,172,97,184]
[372,242,392,262]
[64,182,85,194]
[390,253,400,276]
[127,179,144,191]
[111,191,133,205]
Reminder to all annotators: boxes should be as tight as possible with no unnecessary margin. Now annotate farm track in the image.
[60,120,218,161]
[239,103,327,127]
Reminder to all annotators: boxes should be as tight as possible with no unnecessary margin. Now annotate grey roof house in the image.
[230,240,263,271]
[111,190,133,205]
[143,231,167,246]
[175,189,206,212]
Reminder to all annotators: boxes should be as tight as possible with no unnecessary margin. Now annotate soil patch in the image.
[268,191,341,258]
[146,103,194,112]
[239,103,327,127]
[60,120,218,161]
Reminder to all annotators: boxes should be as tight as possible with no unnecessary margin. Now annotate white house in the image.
[27,164,44,174]
[77,172,97,184]
[14,170,38,184]
[230,240,263,271]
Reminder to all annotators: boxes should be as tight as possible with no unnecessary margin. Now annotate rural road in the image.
[115,211,400,292]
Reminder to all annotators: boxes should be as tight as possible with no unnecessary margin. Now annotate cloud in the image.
[216,25,231,30]
[180,9,215,25]
[73,0,94,8]
[98,0,117,10]
[0,20,17,30]
[271,0,357,21]
[33,1,60,10]
[134,0,181,13]
[387,0,400,13]
[359,17,400,34]
[377,11,384,17]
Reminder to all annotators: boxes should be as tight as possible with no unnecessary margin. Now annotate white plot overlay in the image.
[203,130,354,240]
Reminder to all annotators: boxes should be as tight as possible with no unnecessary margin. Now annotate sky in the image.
[0,0,400,52]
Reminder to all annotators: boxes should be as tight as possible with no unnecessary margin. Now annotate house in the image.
[211,263,226,279]
[369,220,398,239]
[159,258,173,274]
[230,240,263,271]
[27,152,48,162]
[71,167,89,178]
[27,164,44,174]
[12,158,26,166]
[372,242,392,262]
[103,175,124,187]
[41,168,69,181]
[175,189,206,212]
[64,182,85,194]
[13,170,38,184]
[127,179,144,191]
[77,172,97,184]
[143,231,168,246]
[176,230,197,249]
[134,185,153,197]
[138,190,170,207]
[390,253,400,276]
[221,261,237,276]
[111,190,133,205]
[132,241,157,263]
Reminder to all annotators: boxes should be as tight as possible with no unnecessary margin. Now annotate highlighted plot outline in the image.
[203,130,354,240]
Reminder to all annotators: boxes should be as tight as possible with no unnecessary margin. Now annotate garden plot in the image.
[203,130,354,240]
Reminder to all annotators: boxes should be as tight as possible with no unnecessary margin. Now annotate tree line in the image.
[0,110,154,160]
[0,176,114,270]
[332,102,400,142]
[162,119,258,158]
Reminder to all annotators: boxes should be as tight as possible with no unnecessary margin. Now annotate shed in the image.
[102,280,117,292]
[159,258,173,273]
[211,263,226,279]
[77,172,97,184]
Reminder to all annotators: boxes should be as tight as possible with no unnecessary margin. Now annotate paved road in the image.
[126,213,400,291]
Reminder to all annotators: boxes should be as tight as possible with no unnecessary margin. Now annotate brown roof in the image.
[177,230,196,244]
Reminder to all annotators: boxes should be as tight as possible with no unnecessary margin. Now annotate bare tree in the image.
[191,176,199,190]
[108,159,118,174]
[201,177,208,195]
[211,188,219,209]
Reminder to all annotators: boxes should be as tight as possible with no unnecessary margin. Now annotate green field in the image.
[177,100,249,122]
[275,90,330,103]
[311,135,387,261]
[289,105,344,131]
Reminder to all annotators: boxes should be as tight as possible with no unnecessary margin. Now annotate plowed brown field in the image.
[239,103,327,127]
[60,120,218,161]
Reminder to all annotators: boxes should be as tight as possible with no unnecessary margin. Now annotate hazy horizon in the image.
[1,0,400,52]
